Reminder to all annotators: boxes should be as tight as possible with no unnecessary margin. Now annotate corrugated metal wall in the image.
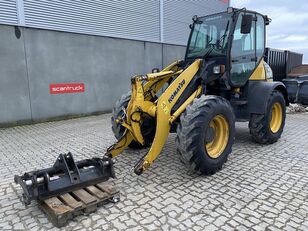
[163,0,228,45]
[0,0,18,25]
[0,0,228,45]
[23,0,161,42]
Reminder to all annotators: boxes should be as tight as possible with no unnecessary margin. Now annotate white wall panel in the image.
[0,0,228,44]
[23,0,161,42]
[163,0,228,45]
[0,0,18,25]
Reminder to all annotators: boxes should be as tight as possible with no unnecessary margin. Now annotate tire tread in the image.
[249,90,286,144]
[176,95,235,175]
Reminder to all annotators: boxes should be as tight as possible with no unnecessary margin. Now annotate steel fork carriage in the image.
[14,152,115,205]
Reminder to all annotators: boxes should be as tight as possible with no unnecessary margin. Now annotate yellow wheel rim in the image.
[205,115,229,159]
[270,102,283,133]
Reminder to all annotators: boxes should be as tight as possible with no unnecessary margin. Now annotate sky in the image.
[230,0,308,63]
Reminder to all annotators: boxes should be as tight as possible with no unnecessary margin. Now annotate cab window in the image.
[230,12,256,86]
[256,14,265,61]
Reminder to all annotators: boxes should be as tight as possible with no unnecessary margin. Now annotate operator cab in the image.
[185,8,270,88]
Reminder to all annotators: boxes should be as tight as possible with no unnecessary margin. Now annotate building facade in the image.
[0,0,229,125]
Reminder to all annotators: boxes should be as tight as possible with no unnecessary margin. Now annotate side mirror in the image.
[241,14,253,34]
[265,15,271,25]
[192,15,198,22]
[189,24,193,29]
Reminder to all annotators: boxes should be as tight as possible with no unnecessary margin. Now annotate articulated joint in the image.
[131,75,148,83]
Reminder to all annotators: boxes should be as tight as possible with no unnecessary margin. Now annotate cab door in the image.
[230,12,256,87]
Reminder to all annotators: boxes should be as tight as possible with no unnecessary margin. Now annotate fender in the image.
[248,81,289,114]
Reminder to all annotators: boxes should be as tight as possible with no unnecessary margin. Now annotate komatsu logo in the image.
[168,79,186,103]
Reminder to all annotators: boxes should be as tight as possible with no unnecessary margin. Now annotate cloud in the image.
[267,34,287,41]
[283,35,308,42]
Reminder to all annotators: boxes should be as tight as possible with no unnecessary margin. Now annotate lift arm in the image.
[105,59,202,175]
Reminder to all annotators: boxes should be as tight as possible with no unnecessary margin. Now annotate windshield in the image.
[187,12,232,59]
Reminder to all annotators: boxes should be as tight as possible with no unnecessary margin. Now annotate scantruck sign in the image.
[50,83,85,94]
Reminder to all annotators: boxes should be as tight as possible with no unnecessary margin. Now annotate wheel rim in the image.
[270,102,283,133]
[205,115,229,159]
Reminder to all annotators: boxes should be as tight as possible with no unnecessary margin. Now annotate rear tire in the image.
[111,92,148,149]
[249,90,286,144]
[176,95,235,175]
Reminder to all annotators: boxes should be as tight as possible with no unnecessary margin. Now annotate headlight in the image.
[213,65,225,75]
[263,62,273,79]
[213,65,221,74]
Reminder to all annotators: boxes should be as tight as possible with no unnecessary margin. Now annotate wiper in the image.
[203,47,214,60]
[190,24,201,51]
[203,37,222,59]
[219,20,230,48]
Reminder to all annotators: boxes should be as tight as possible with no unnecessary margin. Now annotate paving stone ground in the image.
[0,113,307,231]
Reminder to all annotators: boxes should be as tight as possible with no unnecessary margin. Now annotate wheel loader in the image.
[108,7,288,175]
[15,8,288,204]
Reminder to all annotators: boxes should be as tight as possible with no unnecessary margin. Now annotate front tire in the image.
[249,90,286,144]
[111,92,145,149]
[176,95,235,175]
[111,91,156,149]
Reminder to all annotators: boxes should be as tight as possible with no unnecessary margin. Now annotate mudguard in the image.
[248,81,289,114]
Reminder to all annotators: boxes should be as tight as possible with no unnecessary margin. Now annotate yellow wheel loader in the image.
[15,8,288,204]
[108,7,288,175]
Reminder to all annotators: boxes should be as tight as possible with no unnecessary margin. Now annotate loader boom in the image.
[106,60,202,174]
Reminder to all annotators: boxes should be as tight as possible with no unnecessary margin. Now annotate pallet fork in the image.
[14,152,115,205]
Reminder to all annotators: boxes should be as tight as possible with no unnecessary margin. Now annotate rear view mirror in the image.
[241,14,252,34]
